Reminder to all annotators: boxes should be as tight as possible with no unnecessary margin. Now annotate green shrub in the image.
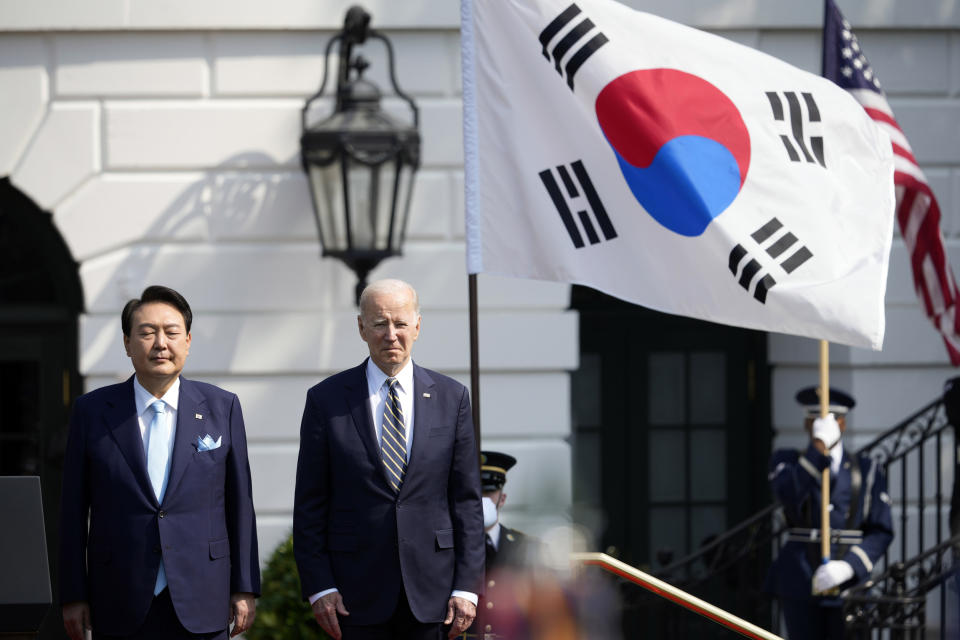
[248,532,328,640]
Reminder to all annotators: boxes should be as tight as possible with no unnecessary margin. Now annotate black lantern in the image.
[300,6,420,304]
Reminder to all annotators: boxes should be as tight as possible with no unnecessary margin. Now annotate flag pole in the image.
[469,273,481,456]
[818,339,831,588]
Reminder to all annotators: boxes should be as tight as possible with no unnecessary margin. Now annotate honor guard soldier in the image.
[461,451,539,640]
[765,387,893,640]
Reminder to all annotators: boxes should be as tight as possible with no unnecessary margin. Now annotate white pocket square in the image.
[197,434,222,452]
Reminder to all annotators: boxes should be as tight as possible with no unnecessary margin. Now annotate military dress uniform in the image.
[467,524,538,640]
[460,451,540,640]
[765,415,894,639]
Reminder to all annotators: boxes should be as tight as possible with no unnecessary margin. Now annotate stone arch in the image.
[0,176,83,640]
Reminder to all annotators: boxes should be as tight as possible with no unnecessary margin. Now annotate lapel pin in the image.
[422,393,431,398]
[195,413,203,420]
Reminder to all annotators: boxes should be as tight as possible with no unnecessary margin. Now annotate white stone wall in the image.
[0,1,576,560]
[3,0,960,572]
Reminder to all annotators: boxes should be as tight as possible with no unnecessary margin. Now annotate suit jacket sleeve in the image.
[449,384,485,595]
[224,394,261,595]
[293,388,335,598]
[59,395,91,605]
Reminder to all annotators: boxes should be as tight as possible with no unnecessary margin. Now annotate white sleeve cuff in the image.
[451,590,478,605]
[309,588,339,605]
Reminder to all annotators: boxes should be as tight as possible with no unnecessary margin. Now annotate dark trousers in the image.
[340,587,446,640]
[782,598,844,640]
[93,589,227,640]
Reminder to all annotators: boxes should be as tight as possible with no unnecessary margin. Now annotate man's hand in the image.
[62,601,91,640]
[813,560,855,593]
[812,413,842,453]
[229,592,257,637]
[311,591,349,640]
[444,596,476,639]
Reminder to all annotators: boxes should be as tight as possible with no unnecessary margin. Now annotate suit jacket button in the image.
[488,579,495,588]
[485,625,492,632]
[158,510,166,518]
[486,601,493,609]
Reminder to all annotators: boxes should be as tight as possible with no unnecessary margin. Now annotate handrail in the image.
[655,502,782,584]
[571,552,785,640]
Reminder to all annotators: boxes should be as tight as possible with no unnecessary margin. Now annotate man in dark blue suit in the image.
[59,285,260,640]
[293,279,484,640]
[765,387,893,640]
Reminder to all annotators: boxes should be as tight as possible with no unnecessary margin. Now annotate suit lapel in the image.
[106,377,156,504]
[404,364,436,484]
[164,377,207,502]
[346,361,382,474]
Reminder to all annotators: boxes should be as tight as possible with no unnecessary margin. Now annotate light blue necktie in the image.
[146,400,170,594]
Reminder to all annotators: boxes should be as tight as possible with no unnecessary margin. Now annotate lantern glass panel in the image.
[343,157,379,251]
[307,162,347,253]
[392,161,416,251]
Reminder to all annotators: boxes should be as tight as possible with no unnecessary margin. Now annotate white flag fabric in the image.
[461,0,895,349]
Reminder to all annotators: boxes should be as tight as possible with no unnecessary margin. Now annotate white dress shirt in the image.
[366,358,415,462]
[133,375,180,478]
[830,441,844,476]
[486,522,501,551]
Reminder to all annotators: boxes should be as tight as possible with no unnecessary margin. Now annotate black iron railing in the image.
[612,393,959,639]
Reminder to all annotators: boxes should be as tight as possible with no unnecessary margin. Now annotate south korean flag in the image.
[463,0,894,349]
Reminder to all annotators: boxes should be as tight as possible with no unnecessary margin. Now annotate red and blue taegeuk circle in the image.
[595,68,751,237]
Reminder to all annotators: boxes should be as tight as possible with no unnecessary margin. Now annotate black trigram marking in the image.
[766,91,825,168]
[538,3,608,91]
[539,160,616,249]
[729,217,814,303]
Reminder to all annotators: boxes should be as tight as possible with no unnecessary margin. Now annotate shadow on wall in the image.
[76,150,355,380]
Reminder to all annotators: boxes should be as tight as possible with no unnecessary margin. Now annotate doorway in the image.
[0,177,82,639]
[570,285,771,569]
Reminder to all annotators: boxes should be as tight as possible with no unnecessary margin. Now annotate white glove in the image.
[812,560,854,593]
[812,413,842,450]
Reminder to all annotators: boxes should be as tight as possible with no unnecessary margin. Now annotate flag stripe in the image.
[863,107,901,132]
[572,160,617,239]
[782,246,813,274]
[564,32,608,89]
[739,259,762,289]
[778,135,801,162]
[552,18,596,73]
[751,217,783,244]
[785,92,815,163]
[578,210,601,244]
[766,232,798,259]
[557,165,579,197]
[755,274,777,303]
[539,3,581,58]
[729,244,747,275]
[766,92,784,121]
[539,168,585,248]
[802,92,821,121]
[810,136,825,167]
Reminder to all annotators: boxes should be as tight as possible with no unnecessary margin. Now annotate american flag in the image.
[823,0,960,364]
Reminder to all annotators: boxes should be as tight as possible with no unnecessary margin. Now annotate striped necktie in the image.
[381,378,407,492]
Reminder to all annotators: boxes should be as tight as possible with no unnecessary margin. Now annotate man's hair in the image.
[358,279,420,318]
[121,285,193,336]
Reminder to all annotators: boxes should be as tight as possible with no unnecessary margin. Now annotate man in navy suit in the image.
[59,285,260,640]
[293,279,484,640]
[765,387,893,640]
